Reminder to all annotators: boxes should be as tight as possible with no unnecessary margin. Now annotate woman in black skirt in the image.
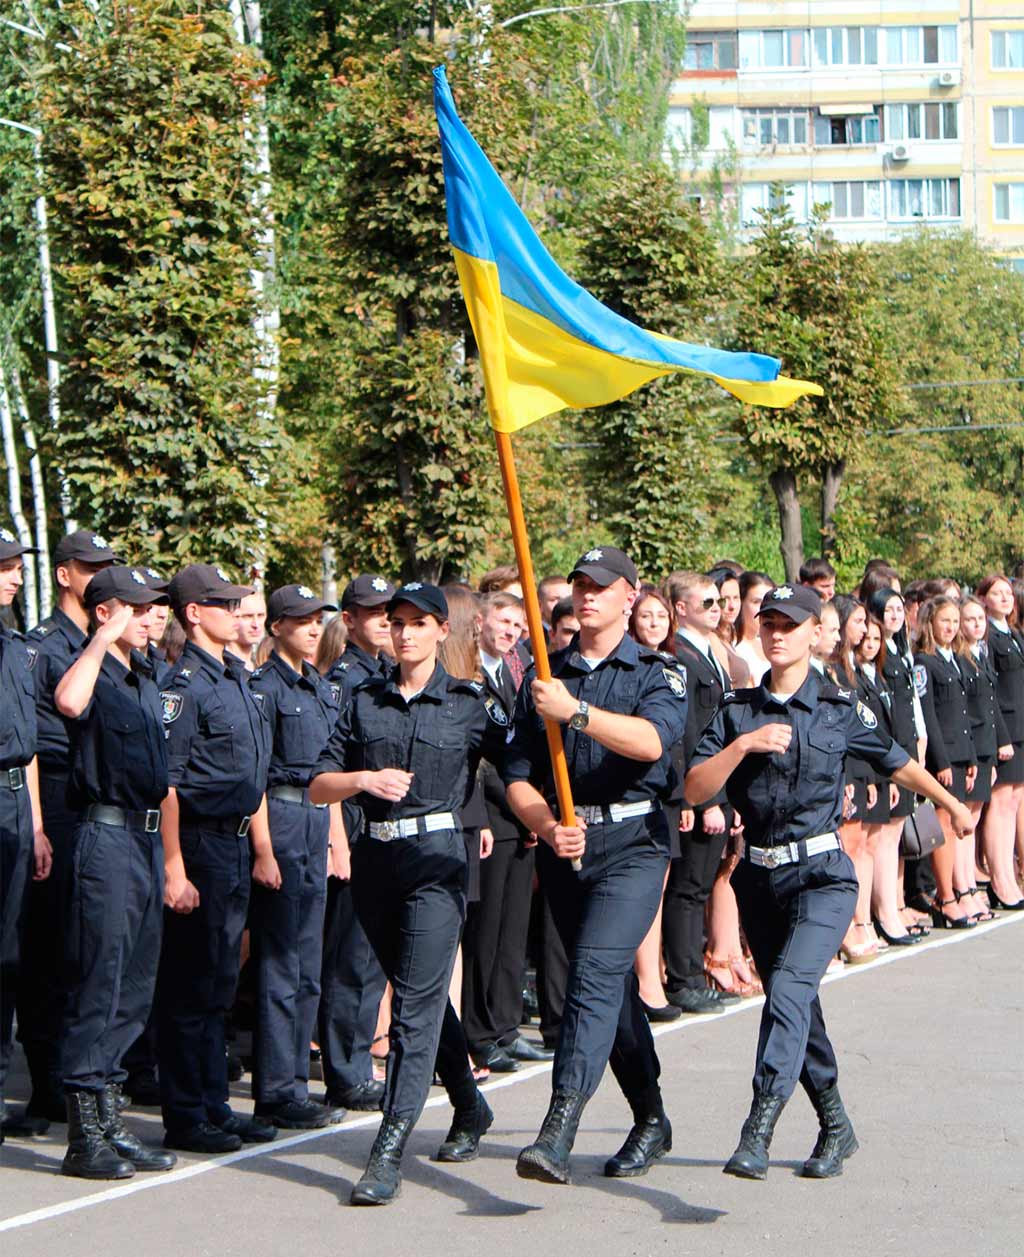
[914,596,978,928]
[976,574,1024,909]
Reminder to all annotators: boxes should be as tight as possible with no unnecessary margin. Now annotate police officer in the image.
[318,574,394,1113]
[0,527,51,1145]
[686,583,974,1182]
[53,566,175,1178]
[310,582,507,1205]
[248,584,344,1129]
[156,564,273,1153]
[502,546,689,1185]
[19,529,118,1123]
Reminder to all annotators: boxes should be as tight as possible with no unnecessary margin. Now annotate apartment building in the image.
[669,2,1024,262]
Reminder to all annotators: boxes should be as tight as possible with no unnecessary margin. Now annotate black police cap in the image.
[757,583,822,624]
[167,564,254,609]
[567,545,638,588]
[53,529,121,566]
[267,584,337,623]
[84,566,170,609]
[386,582,449,620]
[341,573,396,610]
[0,525,38,563]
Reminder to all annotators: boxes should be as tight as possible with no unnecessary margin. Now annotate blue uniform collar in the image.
[758,668,819,713]
[266,648,321,690]
[344,642,385,673]
[52,605,88,647]
[181,639,236,681]
[560,631,640,674]
[381,660,450,704]
[90,643,146,688]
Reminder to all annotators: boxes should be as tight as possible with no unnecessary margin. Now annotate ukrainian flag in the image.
[433,67,822,433]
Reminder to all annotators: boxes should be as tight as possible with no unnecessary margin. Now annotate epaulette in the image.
[451,677,484,697]
[28,619,54,638]
[354,672,387,693]
[165,664,198,689]
[722,687,759,704]
[818,683,855,705]
[251,665,267,680]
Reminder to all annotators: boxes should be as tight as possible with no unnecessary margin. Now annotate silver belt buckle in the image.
[762,846,783,869]
[237,816,252,838]
[378,820,400,842]
[8,766,25,791]
[144,809,160,833]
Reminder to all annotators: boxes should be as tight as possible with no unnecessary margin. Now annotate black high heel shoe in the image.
[956,887,997,923]
[928,898,976,930]
[873,919,918,947]
[986,885,1024,911]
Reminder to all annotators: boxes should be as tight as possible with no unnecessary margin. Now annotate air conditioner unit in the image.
[938,69,960,87]
[891,144,910,162]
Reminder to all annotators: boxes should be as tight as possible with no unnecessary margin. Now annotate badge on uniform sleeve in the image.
[856,701,878,729]
[485,695,509,726]
[251,692,266,709]
[663,667,687,699]
[329,683,341,702]
[913,665,928,697]
[160,692,183,724]
[25,647,38,671]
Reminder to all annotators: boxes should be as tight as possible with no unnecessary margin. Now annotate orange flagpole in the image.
[493,429,582,872]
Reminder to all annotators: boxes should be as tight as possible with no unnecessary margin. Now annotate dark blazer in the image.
[881,648,919,753]
[961,646,1011,760]
[673,633,726,808]
[915,650,976,772]
[479,663,526,843]
[849,663,894,785]
[988,624,1024,743]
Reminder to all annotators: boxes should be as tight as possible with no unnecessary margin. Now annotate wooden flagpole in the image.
[493,429,582,872]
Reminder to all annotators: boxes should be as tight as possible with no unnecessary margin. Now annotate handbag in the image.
[900,801,945,859]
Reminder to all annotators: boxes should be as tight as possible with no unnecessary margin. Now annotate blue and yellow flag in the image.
[433,67,822,433]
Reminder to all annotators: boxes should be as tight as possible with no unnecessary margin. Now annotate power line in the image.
[905,377,1024,390]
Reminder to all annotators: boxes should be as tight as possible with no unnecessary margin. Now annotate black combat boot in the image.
[98,1084,177,1172]
[800,1084,858,1178]
[62,1090,135,1180]
[436,1091,493,1163]
[723,1090,786,1180]
[516,1088,587,1185]
[604,1087,672,1178]
[350,1115,413,1205]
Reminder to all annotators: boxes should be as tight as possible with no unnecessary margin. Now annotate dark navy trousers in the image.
[250,796,329,1107]
[0,783,33,1094]
[732,848,858,1100]
[538,816,667,1103]
[156,826,250,1132]
[352,828,476,1124]
[60,820,163,1091]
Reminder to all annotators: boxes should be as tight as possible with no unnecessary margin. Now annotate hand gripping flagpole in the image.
[493,430,583,873]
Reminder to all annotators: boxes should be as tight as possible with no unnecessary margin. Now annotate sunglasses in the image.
[200,598,242,612]
[699,597,719,610]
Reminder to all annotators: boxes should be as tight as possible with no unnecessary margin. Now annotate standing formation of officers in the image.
[0,525,976,1204]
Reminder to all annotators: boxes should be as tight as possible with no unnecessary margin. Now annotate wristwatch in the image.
[569,700,590,731]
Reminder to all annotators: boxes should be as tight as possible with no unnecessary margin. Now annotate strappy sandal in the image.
[704,953,748,997]
[729,954,760,997]
[928,897,975,930]
[957,886,996,923]
[839,922,877,966]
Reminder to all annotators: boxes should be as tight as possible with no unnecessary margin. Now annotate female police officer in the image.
[686,584,974,1183]
[310,582,508,1206]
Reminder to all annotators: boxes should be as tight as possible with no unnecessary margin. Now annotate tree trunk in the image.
[6,350,51,617]
[769,466,803,582]
[820,458,846,559]
[320,542,337,606]
[0,366,38,626]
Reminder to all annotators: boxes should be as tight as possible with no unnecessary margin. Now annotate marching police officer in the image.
[503,546,689,1185]
[53,566,175,1178]
[0,527,50,1144]
[155,564,273,1153]
[686,583,974,1181]
[19,530,117,1123]
[311,582,507,1205]
[318,574,394,1113]
[248,584,344,1129]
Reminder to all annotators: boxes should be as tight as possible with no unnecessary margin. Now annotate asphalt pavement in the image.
[2,913,1021,1257]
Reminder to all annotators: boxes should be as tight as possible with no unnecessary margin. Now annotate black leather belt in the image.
[268,785,326,809]
[85,803,161,833]
[0,766,26,791]
[185,815,251,838]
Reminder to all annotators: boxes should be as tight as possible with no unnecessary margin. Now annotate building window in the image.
[889,178,961,219]
[813,113,881,145]
[993,107,1024,145]
[885,25,958,66]
[813,26,879,66]
[992,30,1024,69]
[684,31,738,71]
[885,102,958,141]
[741,109,809,147]
[740,182,809,223]
[994,183,1024,222]
[739,29,809,70]
[814,181,883,220]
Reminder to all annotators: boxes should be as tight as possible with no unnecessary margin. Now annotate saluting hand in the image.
[95,603,136,646]
[362,769,414,802]
[740,723,792,756]
[531,678,577,724]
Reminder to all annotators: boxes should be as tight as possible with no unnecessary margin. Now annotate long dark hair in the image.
[832,594,864,687]
[736,570,774,643]
[628,584,675,652]
[866,586,910,662]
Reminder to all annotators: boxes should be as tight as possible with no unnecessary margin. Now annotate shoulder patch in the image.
[30,622,50,638]
[913,664,928,696]
[662,667,687,699]
[722,687,758,705]
[160,692,183,724]
[819,685,854,705]
[856,700,878,729]
[485,695,509,726]
[329,683,341,702]
[336,660,349,671]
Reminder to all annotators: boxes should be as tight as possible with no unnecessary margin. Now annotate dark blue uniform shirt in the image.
[0,623,38,768]
[28,608,87,770]
[250,651,341,788]
[691,671,910,846]
[67,649,168,810]
[160,641,271,822]
[313,662,507,822]
[325,642,384,697]
[501,632,689,807]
